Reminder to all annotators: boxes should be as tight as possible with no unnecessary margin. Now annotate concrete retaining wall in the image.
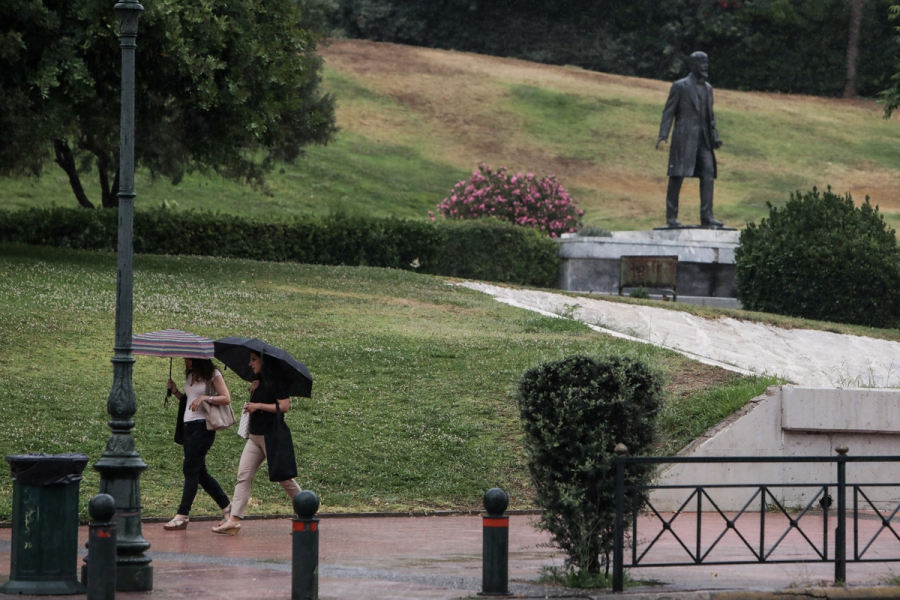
[649,385,900,511]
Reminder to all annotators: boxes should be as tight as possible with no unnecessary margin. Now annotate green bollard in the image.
[87,494,118,600]
[292,491,320,600]
[480,487,509,596]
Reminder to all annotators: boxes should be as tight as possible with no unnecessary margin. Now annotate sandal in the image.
[212,519,241,536]
[220,503,232,524]
[163,515,189,531]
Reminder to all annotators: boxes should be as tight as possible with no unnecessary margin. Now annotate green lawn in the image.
[0,132,466,222]
[0,243,774,521]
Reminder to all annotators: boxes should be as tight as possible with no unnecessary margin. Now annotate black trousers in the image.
[177,420,230,515]
[666,145,715,223]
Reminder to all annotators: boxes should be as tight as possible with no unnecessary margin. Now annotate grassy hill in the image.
[3,40,900,231]
[0,244,773,520]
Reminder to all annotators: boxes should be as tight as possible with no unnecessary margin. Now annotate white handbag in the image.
[236,387,254,439]
[237,409,251,439]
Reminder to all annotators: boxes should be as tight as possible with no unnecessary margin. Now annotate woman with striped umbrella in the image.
[132,329,233,530]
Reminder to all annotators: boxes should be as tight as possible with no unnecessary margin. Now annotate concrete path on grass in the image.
[459,282,900,388]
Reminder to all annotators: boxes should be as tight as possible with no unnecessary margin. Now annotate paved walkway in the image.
[460,283,900,388]
[1,514,567,599]
[2,513,900,599]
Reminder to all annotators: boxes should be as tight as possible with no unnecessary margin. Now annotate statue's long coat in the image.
[658,75,720,178]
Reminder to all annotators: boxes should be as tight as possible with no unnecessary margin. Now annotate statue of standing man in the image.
[656,51,724,228]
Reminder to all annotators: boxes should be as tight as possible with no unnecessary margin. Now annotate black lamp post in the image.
[91,0,153,591]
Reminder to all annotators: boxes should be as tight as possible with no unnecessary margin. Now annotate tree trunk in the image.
[844,0,864,98]
[83,135,120,208]
[98,159,120,208]
[53,139,95,209]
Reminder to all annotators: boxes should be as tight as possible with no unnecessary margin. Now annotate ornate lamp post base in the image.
[84,432,153,591]
[113,564,154,592]
[94,456,153,591]
[90,351,153,590]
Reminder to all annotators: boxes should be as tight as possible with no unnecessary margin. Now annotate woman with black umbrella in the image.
[212,350,301,535]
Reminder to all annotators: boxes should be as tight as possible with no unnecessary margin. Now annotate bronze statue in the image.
[656,51,724,228]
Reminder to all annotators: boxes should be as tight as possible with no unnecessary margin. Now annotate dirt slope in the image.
[321,39,900,230]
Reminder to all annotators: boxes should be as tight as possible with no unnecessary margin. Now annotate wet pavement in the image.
[2,513,900,599]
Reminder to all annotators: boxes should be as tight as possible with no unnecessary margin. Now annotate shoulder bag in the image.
[174,394,188,445]
[264,400,298,482]
[204,379,236,431]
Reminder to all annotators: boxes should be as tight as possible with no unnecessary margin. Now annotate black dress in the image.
[248,377,288,436]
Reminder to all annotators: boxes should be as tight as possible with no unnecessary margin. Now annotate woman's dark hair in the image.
[251,351,286,389]
[186,358,216,383]
[250,350,262,380]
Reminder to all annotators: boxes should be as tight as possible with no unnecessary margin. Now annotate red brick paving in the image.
[2,513,900,599]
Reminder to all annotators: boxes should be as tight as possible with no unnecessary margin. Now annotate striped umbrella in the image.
[132,329,215,359]
[132,329,215,404]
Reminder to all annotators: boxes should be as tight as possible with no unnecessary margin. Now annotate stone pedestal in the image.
[557,229,740,306]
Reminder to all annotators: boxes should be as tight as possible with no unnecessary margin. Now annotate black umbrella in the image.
[213,337,313,398]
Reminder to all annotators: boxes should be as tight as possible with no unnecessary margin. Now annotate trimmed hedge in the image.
[436,218,559,287]
[0,207,559,287]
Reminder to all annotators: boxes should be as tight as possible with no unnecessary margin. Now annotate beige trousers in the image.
[231,434,301,519]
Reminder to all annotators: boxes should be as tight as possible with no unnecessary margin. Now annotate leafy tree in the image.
[735,187,900,328]
[517,355,662,576]
[331,0,897,97]
[705,0,892,96]
[0,0,336,208]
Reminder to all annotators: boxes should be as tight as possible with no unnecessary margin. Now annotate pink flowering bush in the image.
[431,164,583,237]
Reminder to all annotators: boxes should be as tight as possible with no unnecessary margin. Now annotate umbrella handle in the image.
[165,357,173,407]
[167,357,173,396]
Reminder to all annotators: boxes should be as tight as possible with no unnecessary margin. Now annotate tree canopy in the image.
[0,0,337,208]
[332,0,897,98]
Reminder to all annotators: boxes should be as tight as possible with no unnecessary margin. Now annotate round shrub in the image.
[517,355,663,575]
[735,187,900,328]
[432,163,583,237]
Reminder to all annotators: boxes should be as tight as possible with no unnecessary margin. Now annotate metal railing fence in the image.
[612,448,900,591]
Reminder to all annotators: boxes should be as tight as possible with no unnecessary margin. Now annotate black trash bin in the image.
[1,453,89,595]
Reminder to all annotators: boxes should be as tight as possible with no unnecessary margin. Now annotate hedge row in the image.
[0,207,559,288]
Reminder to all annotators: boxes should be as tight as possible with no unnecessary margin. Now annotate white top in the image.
[183,369,222,423]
